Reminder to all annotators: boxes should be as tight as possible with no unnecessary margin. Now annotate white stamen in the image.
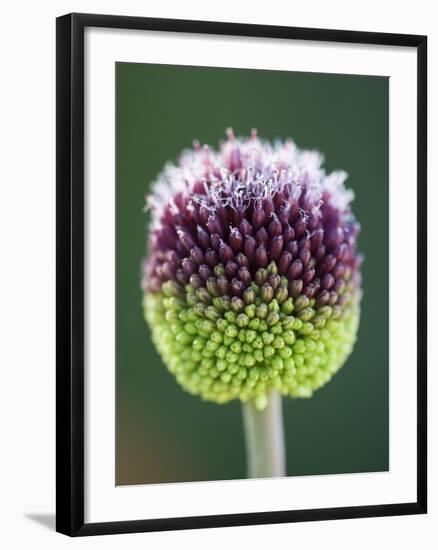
[146,131,353,229]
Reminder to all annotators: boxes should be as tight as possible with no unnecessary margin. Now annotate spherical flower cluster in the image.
[142,129,362,409]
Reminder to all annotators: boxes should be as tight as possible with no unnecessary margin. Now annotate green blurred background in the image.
[116,63,388,485]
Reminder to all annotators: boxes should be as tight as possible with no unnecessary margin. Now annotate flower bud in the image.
[243,287,256,305]
[256,227,268,245]
[261,283,274,303]
[229,228,244,252]
[143,131,362,406]
[255,245,268,267]
[255,268,268,286]
[288,260,303,280]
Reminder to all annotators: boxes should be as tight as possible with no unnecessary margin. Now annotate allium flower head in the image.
[142,129,362,409]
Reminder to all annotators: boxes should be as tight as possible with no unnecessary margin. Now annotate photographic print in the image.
[57,13,426,535]
[116,63,389,486]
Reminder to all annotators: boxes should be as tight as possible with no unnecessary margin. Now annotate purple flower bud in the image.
[316,289,330,305]
[270,235,283,260]
[255,227,269,245]
[273,191,285,210]
[230,208,242,227]
[239,218,253,236]
[198,205,210,225]
[238,266,252,286]
[177,228,195,252]
[175,241,186,256]
[156,227,177,249]
[229,228,244,252]
[244,236,257,262]
[299,236,311,250]
[196,225,211,249]
[325,227,344,249]
[219,242,234,264]
[320,254,336,273]
[303,283,317,298]
[334,243,348,261]
[196,264,211,281]
[302,267,315,284]
[205,249,219,267]
[268,215,283,237]
[310,229,324,252]
[314,244,326,262]
[161,262,175,280]
[255,245,268,267]
[210,233,221,251]
[190,246,204,265]
[182,258,197,276]
[294,219,307,239]
[285,240,298,257]
[278,251,292,275]
[206,216,224,237]
[225,261,238,278]
[299,247,311,267]
[277,206,290,226]
[321,273,335,290]
[332,262,346,279]
[252,206,266,229]
[231,278,245,296]
[264,199,275,218]
[288,259,303,280]
[283,224,295,242]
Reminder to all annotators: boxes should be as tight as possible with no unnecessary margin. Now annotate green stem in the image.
[242,390,286,478]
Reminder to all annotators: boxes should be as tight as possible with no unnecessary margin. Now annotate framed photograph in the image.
[56,12,427,536]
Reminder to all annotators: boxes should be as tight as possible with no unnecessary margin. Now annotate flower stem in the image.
[242,390,286,478]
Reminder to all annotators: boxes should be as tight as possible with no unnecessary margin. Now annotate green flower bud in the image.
[205,306,221,321]
[231,297,245,312]
[244,304,256,318]
[294,295,309,311]
[255,303,268,319]
[266,311,280,326]
[298,307,315,321]
[236,313,249,328]
[213,264,225,277]
[281,297,294,314]
[266,261,278,275]
[196,287,212,304]
[243,287,256,304]
[261,283,274,303]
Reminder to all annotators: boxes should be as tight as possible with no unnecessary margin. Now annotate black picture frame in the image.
[56,12,427,537]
